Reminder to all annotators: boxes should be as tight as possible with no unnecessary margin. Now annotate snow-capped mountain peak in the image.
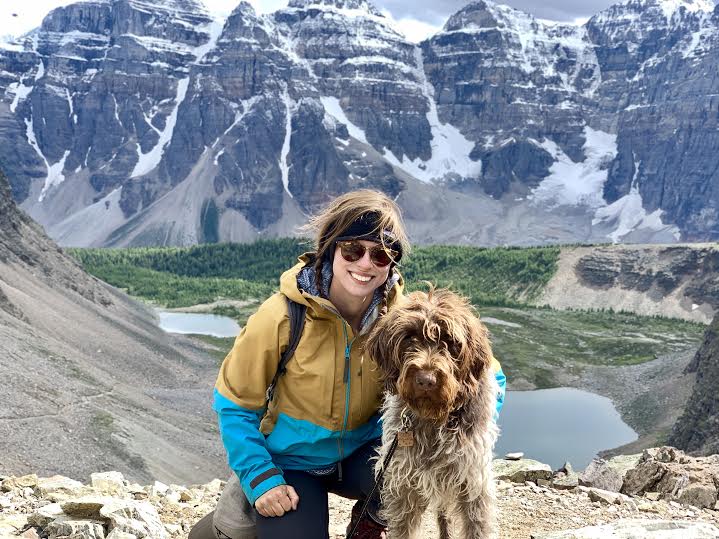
[652,0,714,19]
[287,0,383,17]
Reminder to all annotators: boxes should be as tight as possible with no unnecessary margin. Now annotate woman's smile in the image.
[349,271,373,283]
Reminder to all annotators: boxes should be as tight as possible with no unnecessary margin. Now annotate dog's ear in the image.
[364,308,407,394]
[456,308,493,401]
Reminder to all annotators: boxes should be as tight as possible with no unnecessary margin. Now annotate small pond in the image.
[156,311,240,338]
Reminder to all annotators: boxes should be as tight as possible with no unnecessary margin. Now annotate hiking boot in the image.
[346,500,387,539]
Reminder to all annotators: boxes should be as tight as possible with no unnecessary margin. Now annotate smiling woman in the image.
[192,190,413,539]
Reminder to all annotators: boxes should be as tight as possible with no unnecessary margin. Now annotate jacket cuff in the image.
[245,469,286,506]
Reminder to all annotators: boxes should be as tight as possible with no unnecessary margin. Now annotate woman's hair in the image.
[301,189,410,311]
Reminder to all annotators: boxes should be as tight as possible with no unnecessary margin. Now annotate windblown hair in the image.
[300,189,410,310]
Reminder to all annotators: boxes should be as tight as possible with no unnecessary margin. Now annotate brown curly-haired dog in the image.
[364,287,499,539]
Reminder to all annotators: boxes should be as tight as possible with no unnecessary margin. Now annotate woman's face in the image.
[331,239,391,304]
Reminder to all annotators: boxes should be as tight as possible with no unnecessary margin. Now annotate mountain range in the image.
[1,0,718,247]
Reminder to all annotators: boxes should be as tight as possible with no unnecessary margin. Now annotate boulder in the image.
[621,447,719,509]
[35,475,87,500]
[46,517,105,539]
[91,472,128,497]
[100,499,167,539]
[493,458,553,484]
[1,474,38,492]
[552,462,579,490]
[578,458,623,492]
[27,503,64,527]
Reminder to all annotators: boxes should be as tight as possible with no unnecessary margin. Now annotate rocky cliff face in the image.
[0,168,225,484]
[670,314,719,455]
[535,244,719,324]
[1,0,718,246]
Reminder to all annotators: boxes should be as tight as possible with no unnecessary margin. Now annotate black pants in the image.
[255,440,381,539]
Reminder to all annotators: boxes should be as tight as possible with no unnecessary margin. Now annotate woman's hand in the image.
[254,485,299,517]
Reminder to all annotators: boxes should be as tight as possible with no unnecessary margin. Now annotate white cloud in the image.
[378,8,441,42]
[392,16,441,42]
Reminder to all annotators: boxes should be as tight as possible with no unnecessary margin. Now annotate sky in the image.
[0,0,711,44]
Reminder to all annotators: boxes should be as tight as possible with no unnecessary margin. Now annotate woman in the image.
[210,189,506,538]
[214,190,410,538]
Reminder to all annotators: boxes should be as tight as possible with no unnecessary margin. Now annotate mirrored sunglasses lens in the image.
[370,248,392,267]
[340,242,364,262]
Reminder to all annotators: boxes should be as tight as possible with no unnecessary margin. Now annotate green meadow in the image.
[70,240,705,386]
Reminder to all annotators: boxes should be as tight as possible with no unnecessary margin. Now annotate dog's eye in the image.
[446,340,462,357]
[404,335,421,350]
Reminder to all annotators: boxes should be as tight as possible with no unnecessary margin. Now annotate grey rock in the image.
[582,486,632,505]
[621,447,719,510]
[46,517,105,539]
[670,314,719,456]
[492,458,553,484]
[531,519,719,539]
[552,470,579,491]
[578,458,624,493]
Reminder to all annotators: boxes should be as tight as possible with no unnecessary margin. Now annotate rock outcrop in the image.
[622,447,719,510]
[670,316,719,454]
[535,244,719,323]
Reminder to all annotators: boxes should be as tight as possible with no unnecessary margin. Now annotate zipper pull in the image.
[338,460,343,482]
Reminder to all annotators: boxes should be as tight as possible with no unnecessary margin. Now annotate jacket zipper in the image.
[337,320,353,481]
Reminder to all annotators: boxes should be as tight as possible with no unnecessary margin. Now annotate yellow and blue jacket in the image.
[214,257,507,505]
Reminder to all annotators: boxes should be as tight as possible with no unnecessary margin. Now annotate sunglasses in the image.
[337,240,398,268]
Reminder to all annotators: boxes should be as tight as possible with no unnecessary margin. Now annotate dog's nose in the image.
[414,371,437,391]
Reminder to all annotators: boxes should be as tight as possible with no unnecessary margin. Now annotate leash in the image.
[347,433,399,539]
[348,409,414,538]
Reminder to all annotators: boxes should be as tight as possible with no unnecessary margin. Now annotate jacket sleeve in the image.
[492,356,507,419]
[214,294,290,505]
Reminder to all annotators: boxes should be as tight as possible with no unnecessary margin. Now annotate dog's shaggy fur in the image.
[364,288,499,539]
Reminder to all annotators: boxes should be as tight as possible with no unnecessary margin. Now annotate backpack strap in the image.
[264,297,307,409]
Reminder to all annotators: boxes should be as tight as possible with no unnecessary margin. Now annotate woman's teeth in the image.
[350,272,372,282]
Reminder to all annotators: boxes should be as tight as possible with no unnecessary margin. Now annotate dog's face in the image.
[364,288,493,424]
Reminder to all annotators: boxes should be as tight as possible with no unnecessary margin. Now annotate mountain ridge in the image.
[0,168,226,484]
[1,0,718,246]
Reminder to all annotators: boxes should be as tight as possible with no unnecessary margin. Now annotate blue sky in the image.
[1,0,713,43]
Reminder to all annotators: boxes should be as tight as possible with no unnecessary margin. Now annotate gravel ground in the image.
[325,482,719,538]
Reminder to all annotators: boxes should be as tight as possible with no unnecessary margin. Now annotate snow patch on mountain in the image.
[193,19,224,61]
[593,156,681,242]
[529,127,618,208]
[656,0,714,21]
[280,90,294,198]
[40,150,70,202]
[320,96,369,144]
[131,78,189,178]
[379,48,481,184]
